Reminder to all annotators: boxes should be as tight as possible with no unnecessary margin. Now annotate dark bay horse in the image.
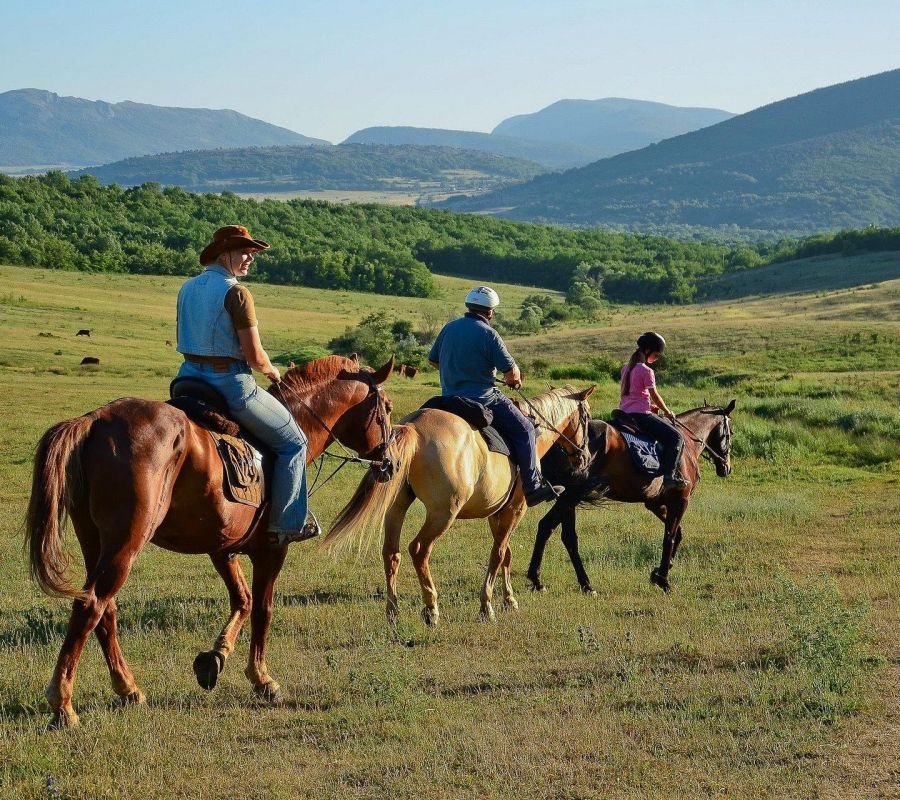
[26,355,394,728]
[323,386,593,626]
[527,402,734,595]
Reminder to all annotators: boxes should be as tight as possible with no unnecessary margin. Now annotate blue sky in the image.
[2,0,898,142]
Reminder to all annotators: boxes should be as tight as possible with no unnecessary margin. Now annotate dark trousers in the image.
[483,391,542,494]
[630,413,685,477]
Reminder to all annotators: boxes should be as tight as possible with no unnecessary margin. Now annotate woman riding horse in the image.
[176,225,319,546]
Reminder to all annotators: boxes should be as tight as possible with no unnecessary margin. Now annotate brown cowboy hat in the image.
[199,225,270,266]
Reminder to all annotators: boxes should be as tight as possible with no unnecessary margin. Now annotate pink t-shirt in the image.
[619,362,656,414]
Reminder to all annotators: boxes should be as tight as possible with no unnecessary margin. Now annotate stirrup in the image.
[268,512,321,547]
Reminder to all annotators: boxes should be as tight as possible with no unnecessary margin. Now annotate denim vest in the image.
[176,266,245,359]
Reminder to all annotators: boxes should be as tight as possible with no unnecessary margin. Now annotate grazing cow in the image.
[165,340,173,347]
[80,357,100,365]
[405,365,419,378]
[76,329,91,337]
[395,363,407,377]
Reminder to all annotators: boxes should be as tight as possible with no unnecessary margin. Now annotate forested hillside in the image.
[444,70,900,238]
[72,144,546,192]
[2,173,896,303]
[0,89,327,168]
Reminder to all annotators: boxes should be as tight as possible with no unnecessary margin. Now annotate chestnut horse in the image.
[527,402,734,594]
[26,355,394,728]
[323,385,594,626]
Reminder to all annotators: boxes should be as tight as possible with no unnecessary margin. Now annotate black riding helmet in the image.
[637,331,666,353]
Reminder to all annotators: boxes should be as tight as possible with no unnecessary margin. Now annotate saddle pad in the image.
[620,431,664,476]
[481,426,511,458]
[208,431,264,508]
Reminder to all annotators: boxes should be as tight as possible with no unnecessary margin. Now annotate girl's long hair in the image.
[620,348,643,397]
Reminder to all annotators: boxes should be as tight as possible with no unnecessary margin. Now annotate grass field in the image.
[0,262,897,799]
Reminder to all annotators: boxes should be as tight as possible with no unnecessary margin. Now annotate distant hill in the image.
[442,69,900,237]
[72,143,546,193]
[343,127,607,168]
[0,89,328,167]
[492,97,733,151]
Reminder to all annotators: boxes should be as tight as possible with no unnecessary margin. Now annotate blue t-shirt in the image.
[428,313,516,399]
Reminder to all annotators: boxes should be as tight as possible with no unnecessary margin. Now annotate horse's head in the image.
[331,355,395,465]
[553,384,595,473]
[706,399,735,477]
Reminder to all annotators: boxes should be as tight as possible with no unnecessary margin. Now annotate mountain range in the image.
[442,69,900,236]
[0,89,327,167]
[71,144,546,193]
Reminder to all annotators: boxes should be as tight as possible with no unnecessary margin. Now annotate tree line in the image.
[1,173,897,303]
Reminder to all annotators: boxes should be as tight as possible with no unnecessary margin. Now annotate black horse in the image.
[527,402,734,594]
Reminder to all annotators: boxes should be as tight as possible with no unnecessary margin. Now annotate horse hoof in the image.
[581,585,598,597]
[48,709,79,730]
[253,681,283,705]
[504,597,519,612]
[193,650,225,691]
[117,690,146,707]
[480,606,497,623]
[650,569,671,593]
[421,607,439,628]
[528,578,547,593]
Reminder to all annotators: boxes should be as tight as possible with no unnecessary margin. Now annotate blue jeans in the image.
[177,360,309,532]
[481,389,542,494]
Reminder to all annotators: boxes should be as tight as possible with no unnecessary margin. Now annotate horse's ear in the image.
[372,354,395,385]
[577,385,595,401]
[703,397,709,408]
[724,399,736,416]
[548,383,558,390]
[348,352,358,362]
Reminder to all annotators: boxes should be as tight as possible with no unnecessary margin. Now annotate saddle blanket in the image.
[620,431,664,476]
[207,430,264,508]
[420,396,511,458]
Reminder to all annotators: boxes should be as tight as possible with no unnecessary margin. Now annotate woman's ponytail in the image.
[621,349,642,396]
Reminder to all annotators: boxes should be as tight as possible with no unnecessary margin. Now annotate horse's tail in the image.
[25,414,94,598]
[321,425,418,554]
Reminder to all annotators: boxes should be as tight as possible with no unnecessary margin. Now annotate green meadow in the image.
[0,261,897,799]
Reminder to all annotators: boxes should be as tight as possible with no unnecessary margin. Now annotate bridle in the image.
[275,369,396,484]
[674,410,732,468]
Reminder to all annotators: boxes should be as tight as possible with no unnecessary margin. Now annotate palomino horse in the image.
[323,385,594,626]
[26,355,394,728]
[527,402,734,594]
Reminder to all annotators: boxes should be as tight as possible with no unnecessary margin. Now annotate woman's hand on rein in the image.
[264,365,281,383]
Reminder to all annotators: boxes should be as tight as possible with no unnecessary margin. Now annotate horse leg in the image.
[244,546,288,703]
[71,510,144,709]
[650,499,687,593]
[526,501,564,592]
[408,510,455,628]
[559,504,595,595]
[485,505,525,621]
[383,486,414,630]
[671,525,684,560]
[193,554,252,691]
[46,544,139,729]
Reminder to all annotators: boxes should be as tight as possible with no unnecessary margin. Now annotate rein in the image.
[674,414,730,466]
[500,381,590,466]
[275,371,394,472]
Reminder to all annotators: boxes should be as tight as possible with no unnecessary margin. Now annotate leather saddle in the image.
[420,396,511,458]
[168,377,267,508]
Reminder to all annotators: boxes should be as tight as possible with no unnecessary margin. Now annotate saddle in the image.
[420,396,511,458]
[168,377,266,508]
[608,409,664,476]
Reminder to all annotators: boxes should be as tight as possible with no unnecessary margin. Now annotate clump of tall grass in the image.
[767,576,876,722]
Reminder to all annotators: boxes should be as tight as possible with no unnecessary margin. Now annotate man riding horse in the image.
[427,286,564,506]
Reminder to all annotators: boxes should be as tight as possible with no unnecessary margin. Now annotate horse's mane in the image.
[523,385,583,428]
[281,355,360,390]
